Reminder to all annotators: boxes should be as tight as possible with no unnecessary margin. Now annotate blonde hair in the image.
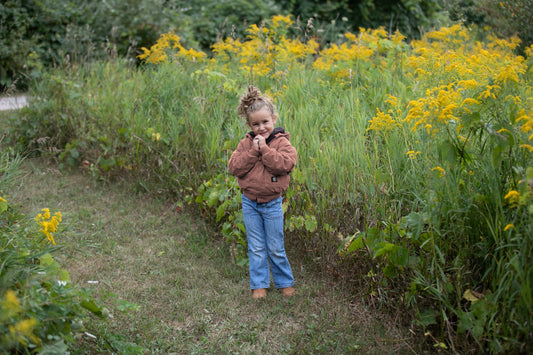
[237,85,276,122]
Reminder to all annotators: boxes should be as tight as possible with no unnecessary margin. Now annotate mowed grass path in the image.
[10,158,412,354]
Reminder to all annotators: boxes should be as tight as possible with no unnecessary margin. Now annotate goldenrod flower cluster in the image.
[1,290,40,347]
[34,208,62,245]
[137,31,206,64]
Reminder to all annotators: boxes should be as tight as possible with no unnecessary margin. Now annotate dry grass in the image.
[9,158,415,354]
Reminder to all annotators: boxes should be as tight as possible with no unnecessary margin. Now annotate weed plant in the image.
[7,16,533,353]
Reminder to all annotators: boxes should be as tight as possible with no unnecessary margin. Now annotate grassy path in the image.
[10,158,412,354]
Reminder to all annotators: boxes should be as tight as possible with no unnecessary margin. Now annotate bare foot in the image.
[281,287,296,297]
[252,288,267,299]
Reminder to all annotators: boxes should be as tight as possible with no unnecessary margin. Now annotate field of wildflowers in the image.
[8,15,532,352]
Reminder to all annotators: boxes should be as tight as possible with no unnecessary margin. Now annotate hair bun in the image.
[237,85,275,119]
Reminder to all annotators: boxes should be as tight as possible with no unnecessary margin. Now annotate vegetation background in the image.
[1,0,532,90]
[1,0,532,354]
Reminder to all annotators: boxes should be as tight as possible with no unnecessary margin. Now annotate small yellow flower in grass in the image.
[385,94,399,107]
[152,132,161,141]
[9,318,40,346]
[406,150,421,159]
[271,14,293,27]
[0,196,6,203]
[34,208,62,245]
[2,289,22,318]
[432,166,446,177]
[519,144,533,152]
[504,190,520,204]
[503,224,514,231]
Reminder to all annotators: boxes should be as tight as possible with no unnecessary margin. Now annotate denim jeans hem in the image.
[275,283,294,289]
[250,284,270,290]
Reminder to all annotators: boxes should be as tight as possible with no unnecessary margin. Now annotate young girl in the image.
[228,86,297,299]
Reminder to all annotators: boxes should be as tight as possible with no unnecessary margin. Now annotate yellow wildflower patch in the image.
[35,208,62,245]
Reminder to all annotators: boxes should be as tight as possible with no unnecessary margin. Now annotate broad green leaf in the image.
[418,308,438,327]
[59,269,70,282]
[346,235,364,253]
[374,242,397,258]
[462,289,481,303]
[80,299,104,317]
[304,214,318,232]
[438,139,457,165]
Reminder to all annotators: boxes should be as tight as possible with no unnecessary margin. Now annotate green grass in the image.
[8,158,414,354]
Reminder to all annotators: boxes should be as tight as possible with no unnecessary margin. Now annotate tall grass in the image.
[7,17,533,353]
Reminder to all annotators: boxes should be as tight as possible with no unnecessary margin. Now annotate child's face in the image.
[248,107,277,139]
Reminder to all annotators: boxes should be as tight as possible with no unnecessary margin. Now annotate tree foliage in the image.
[1,0,531,91]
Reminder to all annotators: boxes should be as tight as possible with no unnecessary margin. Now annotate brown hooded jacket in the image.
[228,128,297,203]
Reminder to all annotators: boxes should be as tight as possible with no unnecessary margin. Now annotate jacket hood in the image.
[247,127,289,144]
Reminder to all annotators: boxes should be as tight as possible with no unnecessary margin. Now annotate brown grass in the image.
[9,158,415,354]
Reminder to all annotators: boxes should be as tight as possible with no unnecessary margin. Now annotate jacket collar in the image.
[248,127,285,144]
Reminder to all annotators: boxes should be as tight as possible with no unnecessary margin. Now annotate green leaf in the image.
[216,201,228,221]
[80,299,104,317]
[38,340,69,355]
[438,139,457,165]
[374,242,398,258]
[207,190,219,207]
[117,299,141,313]
[346,235,364,253]
[59,269,70,282]
[0,199,7,213]
[304,214,317,232]
[418,308,438,327]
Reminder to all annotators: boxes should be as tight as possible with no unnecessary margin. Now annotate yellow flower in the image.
[406,150,421,159]
[432,166,446,177]
[2,289,22,319]
[35,208,62,245]
[8,318,40,346]
[504,190,520,204]
[385,95,399,107]
[367,108,401,132]
[271,14,293,28]
[503,224,514,231]
[519,144,533,152]
[0,196,6,203]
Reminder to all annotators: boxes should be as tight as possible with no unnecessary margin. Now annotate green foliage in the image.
[277,0,447,43]
[0,151,146,353]
[478,0,533,47]
[0,191,100,351]
[192,170,248,266]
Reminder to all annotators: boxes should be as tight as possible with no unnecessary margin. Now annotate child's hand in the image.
[253,135,266,151]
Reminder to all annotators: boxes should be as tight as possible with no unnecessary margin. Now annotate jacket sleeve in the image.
[228,138,260,178]
[260,137,297,175]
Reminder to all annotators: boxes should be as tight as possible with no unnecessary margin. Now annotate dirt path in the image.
[9,159,413,354]
[0,95,28,111]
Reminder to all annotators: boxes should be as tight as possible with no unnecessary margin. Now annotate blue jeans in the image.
[242,194,294,290]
